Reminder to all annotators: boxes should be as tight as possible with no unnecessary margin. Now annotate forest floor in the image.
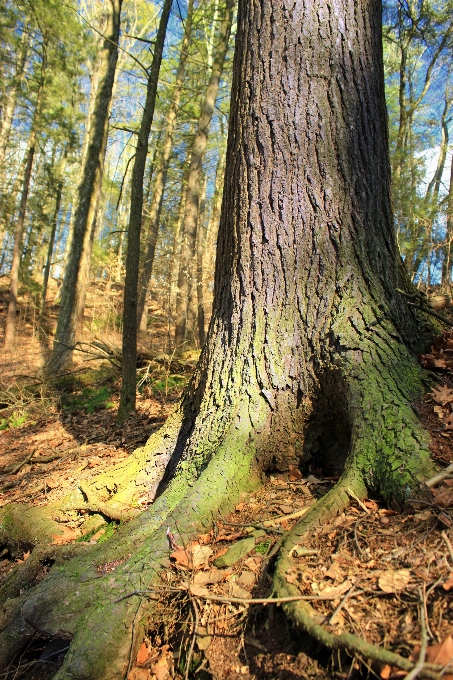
[2,280,453,679]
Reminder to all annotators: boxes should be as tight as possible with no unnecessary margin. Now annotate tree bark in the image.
[118,0,173,419]
[137,0,194,333]
[45,0,122,375]
[0,1,435,678]
[3,45,46,350]
[40,149,67,315]
[174,0,235,348]
[196,174,207,346]
[442,152,453,288]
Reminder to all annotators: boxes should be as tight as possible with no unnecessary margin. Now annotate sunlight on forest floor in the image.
[2,284,453,679]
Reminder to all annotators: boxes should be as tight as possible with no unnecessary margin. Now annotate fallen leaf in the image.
[238,570,255,587]
[279,505,293,514]
[364,499,379,510]
[52,526,80,545]
[433,485,453,507]
[414,510,432,521]
[136,641,153,667]
[244,556,262,572]
[285,573,297,584]
[235,502,245,511]
[325,562,343,580]
[193,568,232,586]
[426,634,453,671]
[192,544,213,568]
[127,668,151,680]
[432,385,453,405]
[189,584,212,597]
[320,580,352,597]
[439,512,452,527]
[378,569,411,593]
[229,583,251,599]
[443,576,453,591]
[151,654,171,680]
[288,465,302,481]
[434,405,446,419]
[169,542,213,569]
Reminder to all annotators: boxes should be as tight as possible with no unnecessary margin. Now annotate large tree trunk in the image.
[174,0,235,347]
[137,0,194,333]
[0,1,435,678]
[118,0,173,420]
[44,0,122,376]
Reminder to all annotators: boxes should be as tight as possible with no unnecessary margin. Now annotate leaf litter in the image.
[3,333,453,678]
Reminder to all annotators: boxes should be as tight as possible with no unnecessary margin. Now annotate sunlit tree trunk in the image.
[442,152,453,288]
[137,0,194,333]
[45,0,122,375]
[0,31,28,178]
[118,0,173,419]
[40,148,68,315]
[3,47,46,350]
[174,0,235,347]
[196,175,207,346]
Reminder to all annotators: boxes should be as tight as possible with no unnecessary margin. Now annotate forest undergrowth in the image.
[2,285,453,679]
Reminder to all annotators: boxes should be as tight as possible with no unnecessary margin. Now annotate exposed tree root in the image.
[0,414,262,679]
[273,470,441,680]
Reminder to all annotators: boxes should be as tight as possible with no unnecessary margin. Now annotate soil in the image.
[1,281,453,679]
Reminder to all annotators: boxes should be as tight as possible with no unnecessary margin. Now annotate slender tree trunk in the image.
[203,142,226,300]
[174,0,235,347]
[196,175,207,346]
[442,154,453,288]
[40,150,67,315]
[45,0,122,375]
[137,0,194,333]
[118,0,173,419]
[0,31,28,174]
[169,172,189,320]
[3,48,46,350]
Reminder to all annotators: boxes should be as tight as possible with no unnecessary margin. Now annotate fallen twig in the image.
[405,602,428,680]
[426,463,453,489]
[347,487,370,514]
[329,582,359,625]
[441,531,453,568]
[185,598,199,680]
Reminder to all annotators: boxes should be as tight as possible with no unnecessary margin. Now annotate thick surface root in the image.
[0,421,261,679]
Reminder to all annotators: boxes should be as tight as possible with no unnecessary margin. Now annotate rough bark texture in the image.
[137,0,194,333]
[0,1,435,678]
[118,0,173,419]
[174,0,235,348]
[45,0,122,375]
[196,175,207,346]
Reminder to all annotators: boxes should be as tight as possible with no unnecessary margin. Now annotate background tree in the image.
[118,0,173,420]
[44,0,123,375]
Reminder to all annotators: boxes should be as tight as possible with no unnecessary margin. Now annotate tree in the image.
[3,33,47,349]
[174,0,235,348]
[118,0,173,419]
[136,0,194,333]
[0,0,435,677]
[44,0,123,376]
